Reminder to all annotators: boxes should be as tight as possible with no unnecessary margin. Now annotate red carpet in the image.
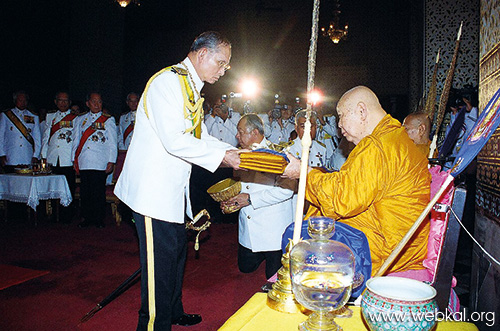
[0,264,49,290]
[0,213,267,331]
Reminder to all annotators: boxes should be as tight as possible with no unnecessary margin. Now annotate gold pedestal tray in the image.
[267,241,302,313]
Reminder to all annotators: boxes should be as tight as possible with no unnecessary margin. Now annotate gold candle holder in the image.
[266,241,302,313]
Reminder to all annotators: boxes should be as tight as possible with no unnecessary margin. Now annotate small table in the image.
[0,173,72,223]
[219,293,479,331]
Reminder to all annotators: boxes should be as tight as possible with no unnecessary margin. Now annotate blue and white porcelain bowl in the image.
[361,276,437,331]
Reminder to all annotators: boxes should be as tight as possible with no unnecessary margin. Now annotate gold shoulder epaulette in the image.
[103,112,111,117]
[316,140,326,148]
[78,111,89,116]
[170,66,188,76]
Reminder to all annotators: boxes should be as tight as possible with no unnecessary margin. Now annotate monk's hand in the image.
[282,153,302,180]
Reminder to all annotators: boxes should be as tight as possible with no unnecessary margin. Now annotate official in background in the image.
[72,92,117,228]
[118,92,139,151]
[0,90,41,173]
[41,91,78,223]
[114,31,242,330]
[205,97,240,147]
[288,110,327,168]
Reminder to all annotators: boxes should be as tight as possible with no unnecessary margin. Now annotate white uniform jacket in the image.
[41,110,76,167]
[118,110,136,150]
[288,137,327,168]
[265,118,295,144]
[204,109,240,147]
[235,137,294,252]
[236,169,294,252]
[71,112,118,171]
[0,108,41,165]
[114,57,232,223]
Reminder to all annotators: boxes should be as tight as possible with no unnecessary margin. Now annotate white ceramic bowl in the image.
[361,276,437,331]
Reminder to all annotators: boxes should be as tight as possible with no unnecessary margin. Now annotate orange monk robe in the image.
[305,115,430,276]
[416,141,431,158]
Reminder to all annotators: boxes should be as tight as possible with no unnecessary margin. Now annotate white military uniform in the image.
[114,57,233,223]
[288,136,327,168]
[41,110,76,166]
[118,110,136,151]
[265,118,295,144]
[236,138,294,252]
[71,112,118,170]
[327,137,350,170]
[0,107,41,165]
[316,116,340,159]
[204,109,240,147]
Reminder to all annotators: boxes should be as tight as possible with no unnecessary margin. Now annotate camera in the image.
[450,85,478,109]
[229,92,242,98]
[271,106,282,119]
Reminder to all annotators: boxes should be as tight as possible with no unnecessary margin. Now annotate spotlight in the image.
[240,78,259,99]
[308,90,323,105]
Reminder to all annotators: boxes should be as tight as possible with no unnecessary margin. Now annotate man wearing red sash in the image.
[118,92,139,151]
[72,92,117,228]
[0,90,41,173]
[41,91,78,223]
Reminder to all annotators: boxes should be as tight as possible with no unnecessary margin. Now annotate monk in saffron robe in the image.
[403,112,432,157]
[283,86,430,275]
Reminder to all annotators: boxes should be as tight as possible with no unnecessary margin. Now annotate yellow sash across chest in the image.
[142,65,204,138]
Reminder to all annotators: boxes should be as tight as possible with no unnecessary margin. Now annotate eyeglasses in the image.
[56,99,70,103]
[216,59,231,71]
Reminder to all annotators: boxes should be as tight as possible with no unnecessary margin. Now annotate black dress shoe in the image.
[261,282,274,293]
[172,313,202,326]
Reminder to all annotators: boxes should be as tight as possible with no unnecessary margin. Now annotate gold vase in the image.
[266,241,302,313]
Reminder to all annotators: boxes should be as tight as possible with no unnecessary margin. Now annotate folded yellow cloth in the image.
[240,152,289,174]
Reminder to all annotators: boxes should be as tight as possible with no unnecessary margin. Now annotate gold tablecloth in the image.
[219,293,479,331]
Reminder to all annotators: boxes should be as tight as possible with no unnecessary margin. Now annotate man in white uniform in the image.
[265,104,295,144]
[118,92,139,151]
[288,110,327,168]
[41,91,78,223]
[114,31,241,330]
[72,92,117,228]
[0,90,41,173]
[204,97,240,147]
[222,114,294,280]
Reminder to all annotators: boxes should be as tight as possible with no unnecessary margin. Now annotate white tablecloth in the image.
[0,174,72,210]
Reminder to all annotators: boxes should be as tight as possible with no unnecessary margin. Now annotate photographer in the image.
[205,95,240,147]
[265,103,295,144]
[442,86,479,170]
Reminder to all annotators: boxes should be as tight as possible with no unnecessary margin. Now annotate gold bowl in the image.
[15,166,33,175]
[207,178,241,203]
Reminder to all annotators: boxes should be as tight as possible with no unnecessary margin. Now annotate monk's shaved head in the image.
[338,86,383,114]
[403,112,431,145]
[336,86,387,145]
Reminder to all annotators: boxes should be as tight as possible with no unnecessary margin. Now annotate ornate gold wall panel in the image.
[477,0,500,225]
